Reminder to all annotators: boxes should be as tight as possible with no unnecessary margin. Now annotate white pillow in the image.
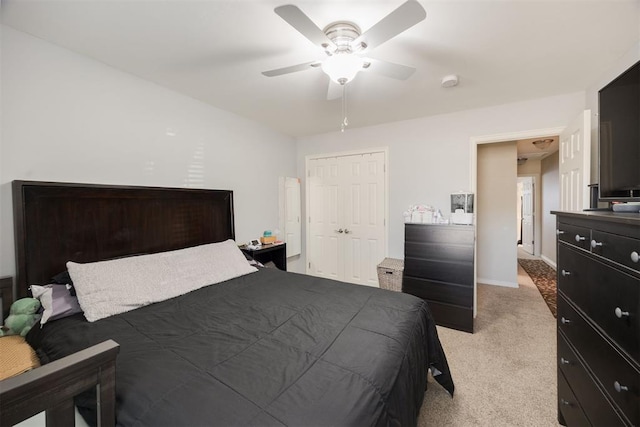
[67,239,257,322]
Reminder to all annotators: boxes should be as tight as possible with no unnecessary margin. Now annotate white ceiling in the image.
[2,0,639,137]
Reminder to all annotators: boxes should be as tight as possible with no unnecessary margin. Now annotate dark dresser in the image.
[402,223,474,333]
[553,211,639,426]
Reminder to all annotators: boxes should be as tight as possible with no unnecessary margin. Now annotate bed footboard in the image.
[0,340,119,426]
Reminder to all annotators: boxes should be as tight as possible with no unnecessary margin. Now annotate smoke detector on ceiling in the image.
[441,74,459,88]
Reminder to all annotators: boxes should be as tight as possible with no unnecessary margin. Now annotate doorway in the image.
[517,175,536,256]
[470,126,564,306]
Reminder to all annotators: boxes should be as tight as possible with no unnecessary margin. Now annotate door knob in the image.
[335,229,344,234]
[344,229,351,234]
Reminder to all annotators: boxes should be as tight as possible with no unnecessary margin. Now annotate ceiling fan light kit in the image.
[321,53,365,84]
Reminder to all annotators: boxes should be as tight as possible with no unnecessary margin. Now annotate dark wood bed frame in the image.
[2,180,237,426]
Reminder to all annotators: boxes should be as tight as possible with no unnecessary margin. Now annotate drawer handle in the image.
[561,317,571,325]
[560,357,570,365]
[556,229,565,236]
[561,270,571,277]
[335,229,344,234]
[631,251,639,263]
[614,381,629,393]
[575,234,586,242]
[614,307,630,318]
[590,239,602,248]
[560,398,571,406]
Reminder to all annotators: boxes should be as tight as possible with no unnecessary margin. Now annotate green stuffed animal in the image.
[0,298,42,337]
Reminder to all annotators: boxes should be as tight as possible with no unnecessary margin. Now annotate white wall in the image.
[541,154,559,268]
[294,92,585,280]
[0,27,296,278]
[517,158,541,175]
[477,142,518,287]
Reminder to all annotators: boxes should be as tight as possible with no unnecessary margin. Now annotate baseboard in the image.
[540,255,556,270]
[477,277,518,288]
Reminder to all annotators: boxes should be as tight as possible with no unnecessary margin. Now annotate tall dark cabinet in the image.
[554,211,639,426]
[402,223,475,333]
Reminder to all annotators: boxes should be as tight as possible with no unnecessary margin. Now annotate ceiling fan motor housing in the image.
[323,22,363,53]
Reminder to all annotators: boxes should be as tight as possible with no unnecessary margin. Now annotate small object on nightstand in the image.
[260,236,276,245]
[240,243,287,271]
[247,239,261,250]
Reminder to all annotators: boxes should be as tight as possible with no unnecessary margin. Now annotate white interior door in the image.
[281,177,301,257]
[520,176,534,254]
[560,110,591,211]
[307,151,387,286]
[308,157,341,280]
[341,153,386,286]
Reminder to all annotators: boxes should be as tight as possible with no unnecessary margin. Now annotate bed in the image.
[8,180,454,426]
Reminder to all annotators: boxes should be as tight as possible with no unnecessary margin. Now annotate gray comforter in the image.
[27,267,454,426]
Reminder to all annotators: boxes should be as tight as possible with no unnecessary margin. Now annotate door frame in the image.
[305,147,390,276]
[469,126,564,315]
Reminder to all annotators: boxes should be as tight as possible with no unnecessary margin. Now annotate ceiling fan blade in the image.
[275,5,336,51]
[353,0,426,52]
[326,79,343,100]
[262,61,321,77]
[361,58,416,80]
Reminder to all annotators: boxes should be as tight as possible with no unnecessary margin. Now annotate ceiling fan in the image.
[262,0,427,100]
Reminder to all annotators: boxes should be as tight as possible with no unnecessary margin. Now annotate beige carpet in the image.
[418,264,559,426]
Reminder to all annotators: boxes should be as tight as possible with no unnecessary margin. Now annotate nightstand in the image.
[241,243,287,271]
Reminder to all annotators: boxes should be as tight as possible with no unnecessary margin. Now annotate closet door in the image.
[307,152,386,286]
[308,157,341,280]
[342,153,386,286]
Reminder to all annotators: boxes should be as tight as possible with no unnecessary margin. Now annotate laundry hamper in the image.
[377,258,404,291]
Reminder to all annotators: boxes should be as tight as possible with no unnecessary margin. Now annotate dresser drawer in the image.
[402,276,472,306]
[590,230,640,274]
[558,222,591,251]
[558,245,640,360]
[404,241,474,264]
[404,258,473,286]
[558,370,590,426]
[558,332,626,426]
[558,296,639,425]
[404,224,474,245]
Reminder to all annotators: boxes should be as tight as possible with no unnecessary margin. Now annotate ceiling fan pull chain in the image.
[341,83,348,132]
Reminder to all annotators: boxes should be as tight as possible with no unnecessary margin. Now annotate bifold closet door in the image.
[307,152,386,286]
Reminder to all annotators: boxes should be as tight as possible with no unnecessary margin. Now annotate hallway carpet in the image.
[517,259,557,318]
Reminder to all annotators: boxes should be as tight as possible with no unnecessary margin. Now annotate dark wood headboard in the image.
[12,181,235,299]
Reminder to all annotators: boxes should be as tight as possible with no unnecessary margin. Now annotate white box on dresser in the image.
[553,211,639,426]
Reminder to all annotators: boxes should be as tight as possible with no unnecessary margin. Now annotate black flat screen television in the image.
[598,59,640,202]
